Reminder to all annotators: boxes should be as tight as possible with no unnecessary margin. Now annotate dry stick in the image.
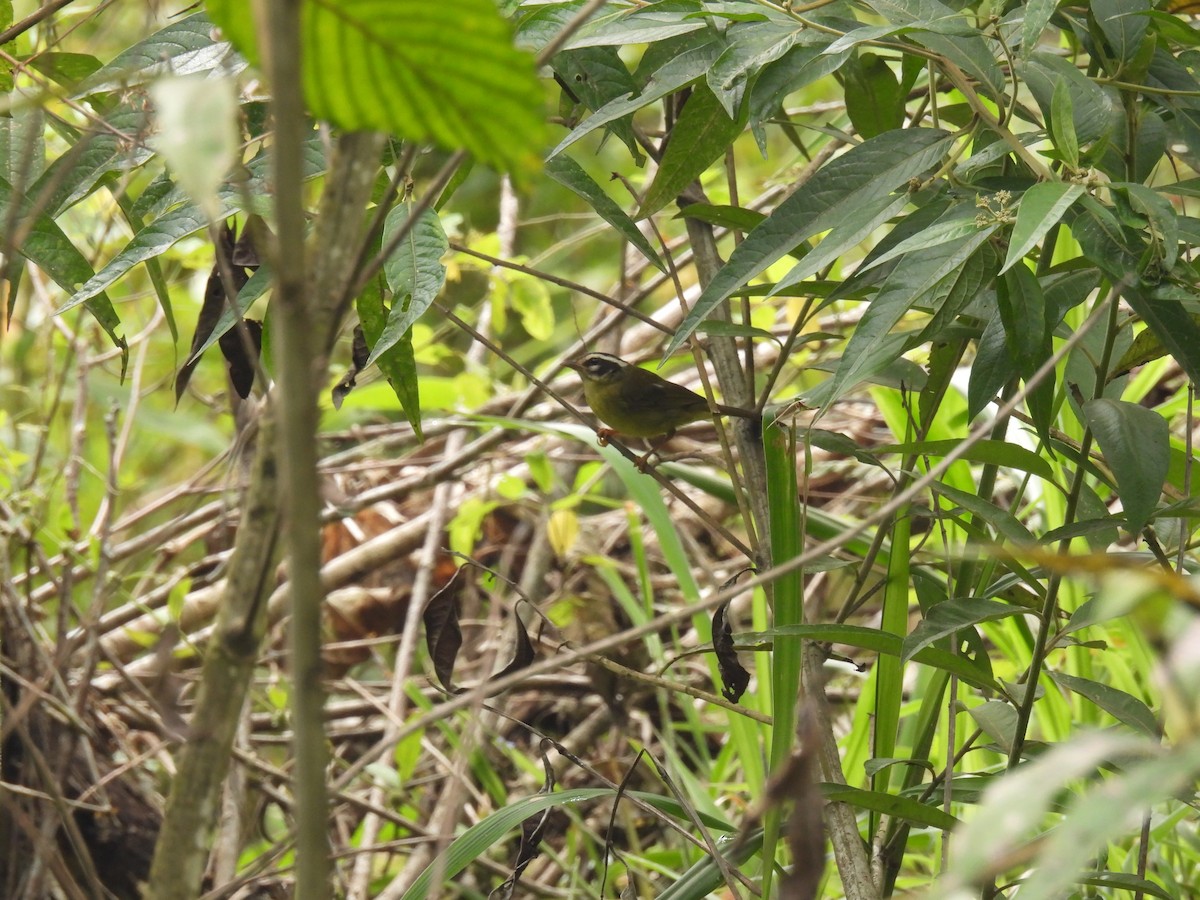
[449,242,672,333]
[329,285,1114,803]
[0,0,82,47]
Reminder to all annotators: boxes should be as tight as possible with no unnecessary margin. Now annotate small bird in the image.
[565,352,757,445]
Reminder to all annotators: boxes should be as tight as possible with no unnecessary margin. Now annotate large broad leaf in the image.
[706,19,807,117]
[77,13,236,95]
[995,262,1047,377]
[1019,53,1118,149]
[1091,0,1152,69]
[872,0,1005,102]
[544,154,666,272]
[1121,283,1200,386]
[208,0,545,175]
[366,203,448,368]
[1020,0,1060,59]
[1080,398,1169,534]
[665,127,953,357]
[558,1,709,50]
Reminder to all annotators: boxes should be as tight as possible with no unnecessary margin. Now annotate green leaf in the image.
[1121,181,1179,270]
[875,438,1054,481]
[1081,398,1168,533]
[1050,76,1080,169]
[902,598,1027,663]
[665,127,952,357]
[1019,53,1117,149]
[637,85,746,220]
[552,46,642,160]
[559,2,708,50]
[399,787,733,900]
[28,104,153,217]
[738,623,1003,693]
[772,191,910,293]
[996,262,1047,377]
[825,224,995,404]
[707,20,805,116]
[211,0,545,175]
[545,154,666,272]
[1122,283,1200,385]
[1002,183,1085,274]
[57,141,326,316]
[548,35,720,159]
[676,203,766,232]
[1050,672,1158,737]
[1020,0,1060,60]
[932,482,1037,545]
[968,311,1015,420]
[368,203,448,369]
[0,177,126,369]
[844,52,905,139]
[358,276,422,440]
[77,13,233,95]
[1091,0,1151,69]
[25,52,100,87]
[819,784,960,831]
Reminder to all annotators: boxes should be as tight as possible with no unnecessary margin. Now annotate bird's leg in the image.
[596,427,616,447]
[634,430,675,472]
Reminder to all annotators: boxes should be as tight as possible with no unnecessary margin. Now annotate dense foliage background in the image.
[2,1,1200,898]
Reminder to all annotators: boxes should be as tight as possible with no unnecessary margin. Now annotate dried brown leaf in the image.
[713,601,750,703]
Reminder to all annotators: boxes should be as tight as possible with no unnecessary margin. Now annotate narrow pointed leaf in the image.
[666,127,952,357]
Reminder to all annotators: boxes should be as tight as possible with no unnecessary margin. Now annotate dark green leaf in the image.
[902,598,1027,663]
[545,154,666,272]
[0,176,126,369]
[358,276,423,439]
[1081,397,1169,533]
[637,85,746,219]
[1050,672,1159,737]
[1091,0,1151,69]
[996,263,1046,377]
[844,52,905,139]
[212,0,545,174]
[368,203,448,369]
[1019,53,1117,148]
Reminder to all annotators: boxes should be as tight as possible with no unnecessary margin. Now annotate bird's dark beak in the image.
[563,359,583,373]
